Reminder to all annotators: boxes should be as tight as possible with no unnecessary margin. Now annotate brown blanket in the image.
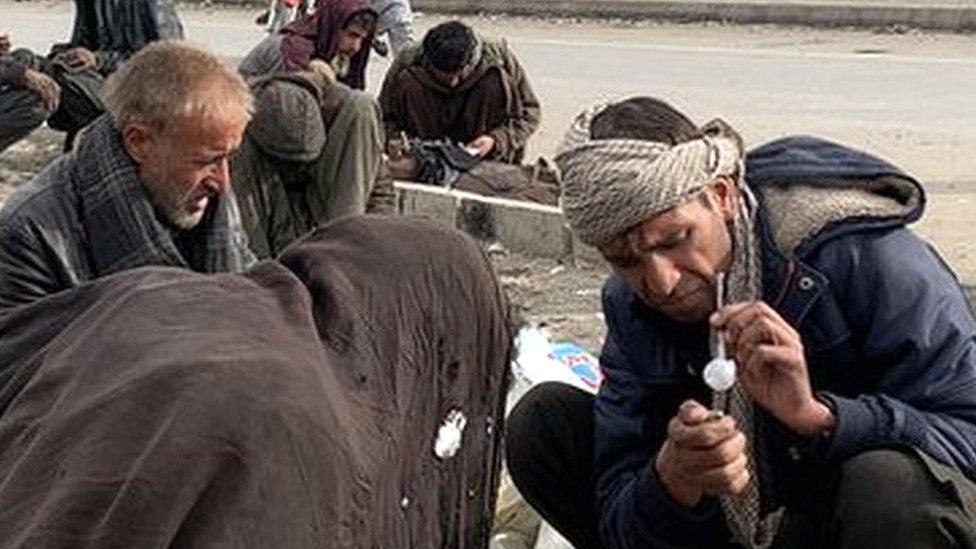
[0,216,512,548]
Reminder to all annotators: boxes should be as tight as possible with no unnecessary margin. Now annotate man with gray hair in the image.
[506,97,976,548]
[0,41,255,313]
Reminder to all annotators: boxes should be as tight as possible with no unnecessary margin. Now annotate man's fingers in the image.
[696,452,749,492]
[677,432,747,470]
[46,87,60,112]
[702,467,751,496]
[727,468,751,495]
[737,318,774,346]
[668,414,738,448]
[677,400,710,424]
[40,78,60,112]
[710,301,755,327]
[730,317,796,359]
[716,302,800,355]
[712,301,785,330]
[742,344,802,377]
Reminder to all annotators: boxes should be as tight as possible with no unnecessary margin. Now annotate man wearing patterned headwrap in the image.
[506,97,976,549]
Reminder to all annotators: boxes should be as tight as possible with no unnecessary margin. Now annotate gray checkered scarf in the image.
[74,115,255,277]
[556,101,782,547]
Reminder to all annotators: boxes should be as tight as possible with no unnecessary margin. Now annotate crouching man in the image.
[230,62,384,259]
[0,41,255,313]
[506,97,976,548]
[379,20,540,164]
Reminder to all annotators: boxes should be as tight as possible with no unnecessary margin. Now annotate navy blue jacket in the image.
[595,137,976,548]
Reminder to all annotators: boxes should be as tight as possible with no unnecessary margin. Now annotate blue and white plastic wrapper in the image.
[507,327,602,414]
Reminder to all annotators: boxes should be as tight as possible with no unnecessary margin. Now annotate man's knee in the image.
[345,90,380,119]
[833,449,975,546]
[507,383,581,437]
[505,382,591,473]
[1,89,51,126]
[838,449,934,509]
[0,90,51,152]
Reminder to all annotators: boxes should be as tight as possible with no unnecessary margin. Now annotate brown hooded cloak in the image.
[280,0,375,90]
[0,215,512,548]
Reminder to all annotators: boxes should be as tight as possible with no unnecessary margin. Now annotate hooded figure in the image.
[240,0,377,90]
[378,21,540,164]
[0,216,513,547]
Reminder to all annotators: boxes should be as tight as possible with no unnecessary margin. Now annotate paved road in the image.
[3,1,976,276]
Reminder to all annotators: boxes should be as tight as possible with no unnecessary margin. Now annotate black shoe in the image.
[255,10,270,25]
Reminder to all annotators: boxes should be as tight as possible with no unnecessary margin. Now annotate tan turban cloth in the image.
[555,100,783,548]
[555,100,745,247]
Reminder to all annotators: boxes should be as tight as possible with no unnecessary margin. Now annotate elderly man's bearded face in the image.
[599,179,738,323]
[125,109,248,229]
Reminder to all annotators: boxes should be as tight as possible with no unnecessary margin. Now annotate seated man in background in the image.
[64,0,185,76]
[506,97,976,548]
[0,41,255,313]
[231,61,387,259]
[0,0,184,151]
[239,0,376,90]
[379,20,540,164]
[0,31,60,153]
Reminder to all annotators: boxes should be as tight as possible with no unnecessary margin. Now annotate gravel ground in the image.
[492,251,608,354]
[0,127,61,203]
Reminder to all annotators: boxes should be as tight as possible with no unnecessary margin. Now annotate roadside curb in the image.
[395,181,599,264]
[411,0,976,32]
[393,181,976,308]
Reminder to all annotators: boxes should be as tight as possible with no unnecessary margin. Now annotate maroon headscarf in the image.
[279,0,375,90]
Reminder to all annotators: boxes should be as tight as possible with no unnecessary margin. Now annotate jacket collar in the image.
[755,202,827,329]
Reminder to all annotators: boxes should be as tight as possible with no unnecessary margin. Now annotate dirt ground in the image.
[0,127,61,204]
[492,250,608,354]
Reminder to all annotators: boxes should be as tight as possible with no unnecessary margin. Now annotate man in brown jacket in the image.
[378,20,540,164]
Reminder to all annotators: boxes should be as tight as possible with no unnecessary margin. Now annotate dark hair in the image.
[590,97,701,145]
[344,10,377,34]
[422,21,478,73]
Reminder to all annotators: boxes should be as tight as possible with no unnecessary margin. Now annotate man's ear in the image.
[121,122,154,164]
[710,176,740,222]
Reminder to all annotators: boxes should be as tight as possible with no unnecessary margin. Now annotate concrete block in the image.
[457,199,497,241]
[396,183,459,229]
[486,199,572,259]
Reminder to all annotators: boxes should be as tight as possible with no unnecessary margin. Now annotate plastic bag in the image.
[511,327,601,397]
